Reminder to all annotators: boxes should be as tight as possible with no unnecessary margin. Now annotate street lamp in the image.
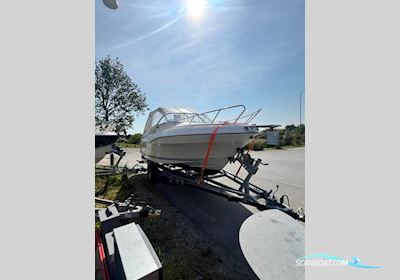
[103,0,118,9]
[299,89,304,125]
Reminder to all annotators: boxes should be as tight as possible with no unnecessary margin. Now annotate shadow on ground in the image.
[153,177,258,279]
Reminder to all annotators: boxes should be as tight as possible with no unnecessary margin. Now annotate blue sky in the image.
[96,0,304,134]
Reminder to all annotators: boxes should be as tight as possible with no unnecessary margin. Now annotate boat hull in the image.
[95,144,114,163]
[95,134,119,163]
[141,132,255,171]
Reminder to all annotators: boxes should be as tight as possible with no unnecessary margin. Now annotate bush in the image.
[242,124,306,150]
[116,137,128,143]
[244,139,267,151]
[128,133,142,144]
[280,124,305,146]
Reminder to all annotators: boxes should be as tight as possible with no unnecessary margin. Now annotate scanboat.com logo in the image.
[296,253,382,268]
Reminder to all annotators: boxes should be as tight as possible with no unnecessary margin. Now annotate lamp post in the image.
[299,89,304,125]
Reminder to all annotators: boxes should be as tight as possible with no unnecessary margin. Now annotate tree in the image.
[281,124,305,146]
[285,124,296,131]
[128,133,142,144]
[294,124,304,145]
[95,56,148,134]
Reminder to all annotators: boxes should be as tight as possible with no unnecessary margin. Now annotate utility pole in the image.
[299,89,304,125]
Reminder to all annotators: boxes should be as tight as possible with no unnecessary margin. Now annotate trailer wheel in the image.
[147,161,159,183]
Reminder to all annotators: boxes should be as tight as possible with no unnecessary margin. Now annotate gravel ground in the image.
[95,174,256,280]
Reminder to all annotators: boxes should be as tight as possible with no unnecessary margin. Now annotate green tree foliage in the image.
[128,133,142,144]
[95,56,148,134]
[281,124,305,146]
[251,139,265,151]
[294,124,305,145]
[245,124,305,150]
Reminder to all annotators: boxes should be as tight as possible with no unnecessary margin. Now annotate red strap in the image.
[198,123,226,183]
[96,229,110,280]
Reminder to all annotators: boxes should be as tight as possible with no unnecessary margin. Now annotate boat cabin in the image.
[143,107,211,136]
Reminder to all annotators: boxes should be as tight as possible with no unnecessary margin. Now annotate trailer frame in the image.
[146,149,305,222]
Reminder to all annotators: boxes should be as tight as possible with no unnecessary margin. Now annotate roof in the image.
[155,107,197,115]
[95,123,118,135]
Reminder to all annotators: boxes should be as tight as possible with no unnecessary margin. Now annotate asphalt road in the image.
[98,147,305,278]
[226,148,305,212]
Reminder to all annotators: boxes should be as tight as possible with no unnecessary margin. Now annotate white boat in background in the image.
[95,124,120,163]
[140,105,260,173]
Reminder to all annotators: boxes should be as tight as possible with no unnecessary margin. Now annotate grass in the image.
[281,144,305,149]
[244,144,305,152]
[95,173,147,201]
[117,143,140,148]
[263,144,305,150]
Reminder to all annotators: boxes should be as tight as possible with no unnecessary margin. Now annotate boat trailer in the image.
[96,145,305,222]
[95,148,305,279]
[95,145,147,177]
[147,148,305,222]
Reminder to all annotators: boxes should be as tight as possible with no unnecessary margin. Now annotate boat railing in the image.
[220,108,262,125]
[155,105,260,127]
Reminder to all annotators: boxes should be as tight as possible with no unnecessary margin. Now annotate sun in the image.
[185,0,207,19]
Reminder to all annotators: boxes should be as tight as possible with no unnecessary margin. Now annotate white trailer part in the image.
[113,223,162,280]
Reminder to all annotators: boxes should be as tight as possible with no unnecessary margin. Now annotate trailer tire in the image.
[147,161,159,183]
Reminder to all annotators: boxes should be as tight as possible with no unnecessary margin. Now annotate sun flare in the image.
[185,0,207,19]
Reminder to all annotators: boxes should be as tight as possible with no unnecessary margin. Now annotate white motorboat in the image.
[140,105,260,173]
[95,124,120,163]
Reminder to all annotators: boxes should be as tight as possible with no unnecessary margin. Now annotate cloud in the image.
[107,14,183,51]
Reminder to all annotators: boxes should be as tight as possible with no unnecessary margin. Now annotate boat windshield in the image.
[143,108,202,135]
[143,105,261,136]
[161,113,212,124]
